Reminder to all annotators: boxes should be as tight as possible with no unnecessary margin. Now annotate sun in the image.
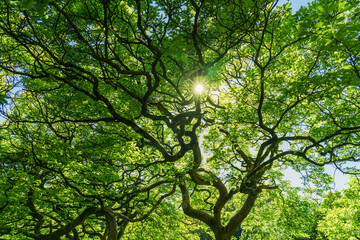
[194,83,204,94]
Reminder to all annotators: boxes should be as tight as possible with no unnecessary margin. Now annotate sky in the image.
[283,165,351,191]
[277,0,314,12]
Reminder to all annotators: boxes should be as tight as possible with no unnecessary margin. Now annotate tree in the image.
[318,177,360,240]
[0,0,359,239]
[239,183,320,240]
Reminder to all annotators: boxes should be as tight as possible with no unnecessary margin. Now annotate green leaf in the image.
[325,39,333,46]
[315,5,326,14]
[35,1,46,15]
[314,21,324,28]
[337,1,347,11]
[22,0,35,10]
[298,21,308,28]
[0,94,8,104]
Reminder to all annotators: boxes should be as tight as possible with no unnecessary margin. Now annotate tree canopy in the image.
[0,0,359,239]
[318,177,360,240]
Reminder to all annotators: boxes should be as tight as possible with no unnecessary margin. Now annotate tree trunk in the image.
[105,208,118,240]
[214,230,233,240]
[213,193,258,240]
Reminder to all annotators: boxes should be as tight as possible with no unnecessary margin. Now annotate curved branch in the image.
[21,207,103,240]
[114,183,176,222]
[224,193,258,237]
[179,182,214,229]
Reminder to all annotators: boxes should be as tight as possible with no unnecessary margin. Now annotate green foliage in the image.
[240,182,322,240]
[318,177,360,240]
[0,0,359,239]
[123,200,208,240]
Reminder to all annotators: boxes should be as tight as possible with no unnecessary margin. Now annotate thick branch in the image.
[179,182,214,229]
[225,193,258,236]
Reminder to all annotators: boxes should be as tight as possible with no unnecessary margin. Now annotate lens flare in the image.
[194,83,204,94]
